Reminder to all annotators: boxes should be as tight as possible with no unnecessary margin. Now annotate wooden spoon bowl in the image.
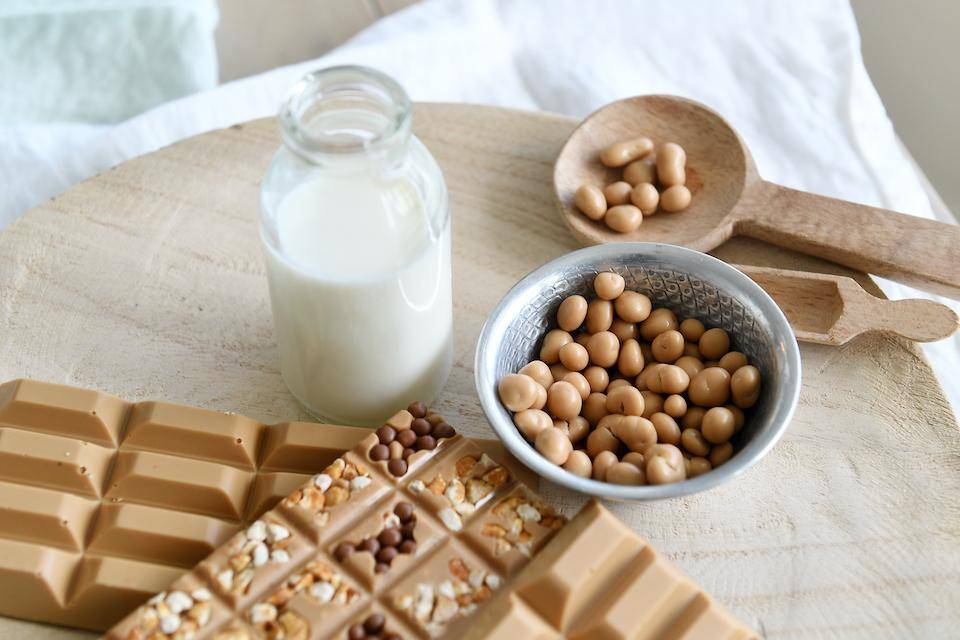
[554,95,960,299]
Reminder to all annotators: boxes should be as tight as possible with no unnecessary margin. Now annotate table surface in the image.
[0,104,958,639]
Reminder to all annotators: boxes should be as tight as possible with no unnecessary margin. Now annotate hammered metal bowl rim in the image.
[474,242,801,501]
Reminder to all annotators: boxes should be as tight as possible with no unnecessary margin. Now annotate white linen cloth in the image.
[1,0,958,412]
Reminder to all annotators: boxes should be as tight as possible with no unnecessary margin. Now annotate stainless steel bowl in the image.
[474,242,801,501]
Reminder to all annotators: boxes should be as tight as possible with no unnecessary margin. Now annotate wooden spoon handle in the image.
[851,296,960,343]
[736,181,960,299]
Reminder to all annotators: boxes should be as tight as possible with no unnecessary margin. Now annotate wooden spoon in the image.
[739,265,959,345]
[554,95,960,299]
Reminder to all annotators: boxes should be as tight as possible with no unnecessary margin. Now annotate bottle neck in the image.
[279,65,412,170]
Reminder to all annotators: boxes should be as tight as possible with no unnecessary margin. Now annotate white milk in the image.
[262,173,452,425]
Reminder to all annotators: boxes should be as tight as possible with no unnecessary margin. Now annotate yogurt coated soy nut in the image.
[562,371,591,401]
[639,307,679,341]
[656,142,686,187]
[546,380,582,421]
[574,184,607,221]
[650,412,682,445]
[614,290,652,323]
[680,427,710,457]
[581,392,608,425]
[562,450,593,478]
[621,451,646,469]
[683,342,701,358]
[549,363,572,383]
[605,204,643,233]
[514,409,552,441]
[600,136,654,168]
[660,185,692,213]
[701,407,736,444]
[623,158,657,186]
[565,415,591,443]
[681,406,706,429]
[648,364,690,395]
[556,295,588,332]
[587,331,620,368]
[679,318,705,342]
[540,329,574,364]
[674,355,705,380]
[663,394,687,418]
[610,319,639,343]
[594,272,626,300]
[519,360,553,390]
[605,385,646,416]
[592,450,619,481]
[530,383,547,410]
[583,366,609,393]
[498,374,540,412]
[719,351,749,374]
[640,390,664,418]
[644,443,687,484]
[559,342,590,372]
[698,327,730,360]
[606,461,645,485]
[586,298,614,333]
[535,427,573,465]
[587,425,621,458]
[603,181,633,206]
[651,330,685,363]
[725,404,746,432]
[731,365,761,408]
[688,367,731,407]
[612,415,657,451]
[607,378,631,392]
[630,182,659,215]
[687,456,712,478]
[617,338,645,378]
[710,442,734,466]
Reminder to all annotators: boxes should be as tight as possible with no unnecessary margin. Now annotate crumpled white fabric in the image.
[1,0,957,411]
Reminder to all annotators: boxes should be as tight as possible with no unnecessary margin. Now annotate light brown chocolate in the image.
[107,413,755,640]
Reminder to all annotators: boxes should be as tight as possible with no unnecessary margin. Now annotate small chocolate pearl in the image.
[394,501,414,522]
[369,444,390,461]
[364,613,386,634]
[399,539,417,554]
[388,459,408,477]
[360,537,380,555]
[376,545,398,564]
[348,624,365,640]
[375,562,390,574]
[376,425,396,444]
[400,521,416,539]
[416,435,436,450]
[432,423,455,439]
[333,542,355,561]
[402,447,415,460]
[407,401,426,418]
[396,430,417,448]
[378,527,402,547]
[411,418,431,436]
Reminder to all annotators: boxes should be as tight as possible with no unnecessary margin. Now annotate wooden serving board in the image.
[0,105,957,639]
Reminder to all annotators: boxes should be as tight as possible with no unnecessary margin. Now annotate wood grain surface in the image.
[0,104,958,639]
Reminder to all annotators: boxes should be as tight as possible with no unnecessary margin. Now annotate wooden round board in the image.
[0,104,957,639]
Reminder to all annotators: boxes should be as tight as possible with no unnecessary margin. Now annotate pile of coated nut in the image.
[497,271,761,485]
[393,556,499,635]
[575,137,691,233]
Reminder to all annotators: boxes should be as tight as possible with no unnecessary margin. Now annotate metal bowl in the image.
[474,242,801,501]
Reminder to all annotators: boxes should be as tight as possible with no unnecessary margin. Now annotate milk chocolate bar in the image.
[107,411,756,638]
[0,379,533,631]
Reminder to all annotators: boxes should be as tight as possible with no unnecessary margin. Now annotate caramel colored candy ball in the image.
[660,184,692,212]
[600,136,654,168]
[606,462,645,485]
[586,426,620,458]
[586,298,614,333]
[651,329,685,363]
[562,450,593,478]
[546,380,582,421]
[514,409,552,441]
[680,428,710,457]
[679,318,705,342]
[556,295,588,332]
[663,394,687,418]
[645,444,687,485]
[562,371,591,400]
[535,427,573,465]
[540,329,574,364]
[582,392,608,425]
[592,450,619,481]
[614,291,652,323]
[639,307,679,341]
[603,181,633,206]
[594,272,626,300]
[688,367,731,407]
[605,204,643,233]
[582,366,610,393]
[498,374,540,412]
[701,407,736,444]
[587,331,620,368]
[558,342,589,372]
[623,158,657,186]
[605,385,645,417]
[574,184,606,221]
[650,412,681,446]
[519,360,553,390]
[710,442,734,466]
[698,327,730,360]
[731,365,761,409]
[630,182,659,215]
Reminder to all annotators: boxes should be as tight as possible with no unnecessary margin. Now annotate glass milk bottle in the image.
[259,66,452,426]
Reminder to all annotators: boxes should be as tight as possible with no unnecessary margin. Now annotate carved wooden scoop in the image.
[740,265,959,345]
[554,95,960,299]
